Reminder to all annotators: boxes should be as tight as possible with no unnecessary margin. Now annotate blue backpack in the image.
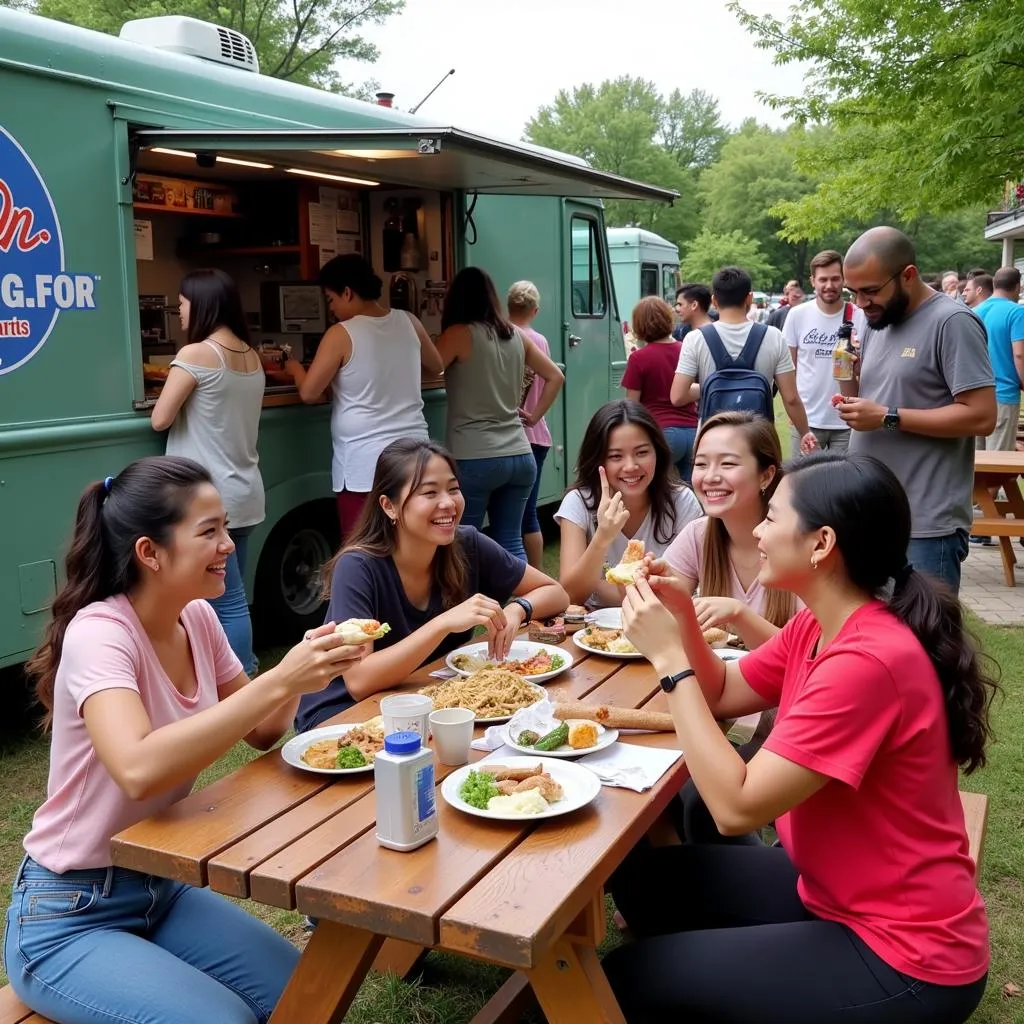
[698,322,775,421]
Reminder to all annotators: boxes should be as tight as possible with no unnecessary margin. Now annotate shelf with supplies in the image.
[133,202,243,219]
[177,244,302,257]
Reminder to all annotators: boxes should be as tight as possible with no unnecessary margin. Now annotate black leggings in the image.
[603,845,987,1023]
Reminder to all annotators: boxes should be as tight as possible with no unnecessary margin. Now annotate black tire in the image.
[253,501,338,648]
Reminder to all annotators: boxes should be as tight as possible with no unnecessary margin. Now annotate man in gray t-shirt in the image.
[836,227,996,593]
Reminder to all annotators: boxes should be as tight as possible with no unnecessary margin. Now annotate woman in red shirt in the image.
[621,296,699,481]
[606,452,994,1022]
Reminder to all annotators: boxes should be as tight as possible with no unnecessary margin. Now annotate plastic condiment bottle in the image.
[832,319,855,381]
[374,731,438,852]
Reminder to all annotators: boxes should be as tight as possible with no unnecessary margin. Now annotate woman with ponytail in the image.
[604,452,995,1023]
[6,456,368,1024]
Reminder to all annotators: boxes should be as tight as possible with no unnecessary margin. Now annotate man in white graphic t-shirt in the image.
[783,249,868,456]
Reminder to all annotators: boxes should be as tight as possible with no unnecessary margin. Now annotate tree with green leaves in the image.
[5,0,403,92]
[681,228,776,286]
[525,77,728,249]
[730,0,1024,234]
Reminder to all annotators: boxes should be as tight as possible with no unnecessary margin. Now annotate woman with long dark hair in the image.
[295,438,568,733]
[605,452,995,1023]
[5,456,366,1024]
[556,399,702,608]
[437,266,564,560]
[152,268,264,674]
[284,254,444,539]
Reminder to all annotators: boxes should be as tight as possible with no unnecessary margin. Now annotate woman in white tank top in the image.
[285,255,444,540]
[151,269,265,674]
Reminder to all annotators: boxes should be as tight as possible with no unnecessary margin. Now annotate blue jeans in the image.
[663,426,697,483]
[907,529,970,594]
[457,453,536,561]
[209,526,257,676]
[523,444,550,535]
[4,856,299,1024]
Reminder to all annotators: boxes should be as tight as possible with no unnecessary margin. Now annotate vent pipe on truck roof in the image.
[375,92,395,107]
[119,17,260,73]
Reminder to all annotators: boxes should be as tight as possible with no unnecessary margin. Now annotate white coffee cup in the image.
[380,693,433,738]
[428,707,475,766]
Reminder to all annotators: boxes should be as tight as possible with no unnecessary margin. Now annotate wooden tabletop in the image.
[974,449,1024,473]
[111,636,688,974]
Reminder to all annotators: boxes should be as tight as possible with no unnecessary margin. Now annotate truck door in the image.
[564,202,616,464]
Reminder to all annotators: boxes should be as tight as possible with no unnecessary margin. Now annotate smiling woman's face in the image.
[602,423,656,498]
[393,454,465,546]
[752,477,820,590]
[691,425,774,520]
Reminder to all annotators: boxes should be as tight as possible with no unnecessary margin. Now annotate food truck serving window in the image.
[131,128,679,202]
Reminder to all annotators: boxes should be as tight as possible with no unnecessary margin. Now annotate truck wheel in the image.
[253,503,338,647]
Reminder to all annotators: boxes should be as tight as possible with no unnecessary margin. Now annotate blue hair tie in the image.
[103,476,115,494]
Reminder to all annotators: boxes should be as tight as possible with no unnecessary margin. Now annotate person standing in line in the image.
[437,267,564,561]
[766,279,805,331]
[974,266,1024,454]
[670,266,817,455]
[622,296,700,481]
[507,280,554,569]
[836,227,996,592]
[962,273,993,309]
[940,270,962,301]
[783,250,868,456]
[673,282,714,341]
[152,269,265,675]
[285,255,444,542]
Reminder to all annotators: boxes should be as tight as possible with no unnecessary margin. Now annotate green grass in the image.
[1,605,1022,1020]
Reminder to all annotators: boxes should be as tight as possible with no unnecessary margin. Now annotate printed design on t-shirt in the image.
[799,324,844,362]
[901,347,916,358]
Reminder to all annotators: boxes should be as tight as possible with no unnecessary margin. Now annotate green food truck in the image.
[606,227,681,331]
[0,10,674,667]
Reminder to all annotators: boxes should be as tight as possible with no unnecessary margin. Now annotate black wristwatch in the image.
[660,668,696,693]
[507,597,533,622]
[882,407,900,431]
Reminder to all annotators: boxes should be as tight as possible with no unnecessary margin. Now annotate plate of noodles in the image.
[281,718,385,775]
[445,640,572,683]
[419,669,546,723]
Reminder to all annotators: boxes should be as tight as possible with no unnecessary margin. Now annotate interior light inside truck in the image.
[149,147,273,169]
[328,149,415,160]
[285,167,380,187]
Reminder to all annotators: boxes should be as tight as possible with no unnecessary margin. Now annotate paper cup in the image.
[428,707,475,766]
[381,694,433,738]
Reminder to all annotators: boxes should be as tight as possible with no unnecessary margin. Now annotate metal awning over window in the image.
[132,127,677,202]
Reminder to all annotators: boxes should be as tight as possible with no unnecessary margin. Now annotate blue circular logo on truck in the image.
[0,126,97,376]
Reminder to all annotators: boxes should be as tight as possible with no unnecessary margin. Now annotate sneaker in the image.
[969,535,993,546]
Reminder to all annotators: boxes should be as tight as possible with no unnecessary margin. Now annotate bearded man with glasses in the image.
[834,227,996,593]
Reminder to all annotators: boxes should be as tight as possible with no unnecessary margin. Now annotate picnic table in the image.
[110,634,691,1024]
[972,449,1024,586]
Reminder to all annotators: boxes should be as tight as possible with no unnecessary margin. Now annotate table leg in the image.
[269,919,383,1024]
[975,473,1018,586]
[525,938,626,1024]
[371,937,426,979]
[469,972,535,1024]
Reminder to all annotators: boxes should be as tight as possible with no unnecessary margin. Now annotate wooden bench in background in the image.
[0,791,992,1024]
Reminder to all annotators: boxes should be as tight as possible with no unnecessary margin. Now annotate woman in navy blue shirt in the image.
[296,438,568,732]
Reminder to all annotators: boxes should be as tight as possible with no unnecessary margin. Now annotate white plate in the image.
[445,640,573,683]
[715,647,748,661]
[573,628,645,659]
[503,719,619,758]
[586,606,622,629]
[441,756,602,821]
[421,681,548,725]
[281,723,379,776]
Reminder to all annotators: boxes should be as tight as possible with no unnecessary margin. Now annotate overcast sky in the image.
[358,0,809,142]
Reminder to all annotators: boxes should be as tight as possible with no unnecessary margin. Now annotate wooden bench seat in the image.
[967,517,1024,537]
[0,985,50,1023]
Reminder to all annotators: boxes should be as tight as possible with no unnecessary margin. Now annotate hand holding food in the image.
[621,575,686,668]
[274,622,369,694]
[440,594,507,639]
[605,538,647,585]
[693,597,742,634]
[595,466,630,542]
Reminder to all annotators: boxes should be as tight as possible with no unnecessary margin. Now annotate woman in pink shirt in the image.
[664,410,797,650]
[507,280,554,568]
[606,452,993,1022]
[5,456,367,1024]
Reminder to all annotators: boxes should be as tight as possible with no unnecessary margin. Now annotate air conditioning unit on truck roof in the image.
[119,16,259,73]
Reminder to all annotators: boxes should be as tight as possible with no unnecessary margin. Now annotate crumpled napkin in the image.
[578,743,683,793]
[429,667,458,680]
[471,698,558,751]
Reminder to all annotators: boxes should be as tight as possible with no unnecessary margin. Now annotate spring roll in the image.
[551,703,675,732]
